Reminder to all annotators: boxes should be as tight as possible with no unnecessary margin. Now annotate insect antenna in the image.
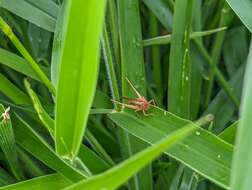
[125,77,142,98]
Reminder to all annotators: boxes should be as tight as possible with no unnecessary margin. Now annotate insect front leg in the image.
[148,99,156,106]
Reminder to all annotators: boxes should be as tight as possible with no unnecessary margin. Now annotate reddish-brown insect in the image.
[111,77,155,116]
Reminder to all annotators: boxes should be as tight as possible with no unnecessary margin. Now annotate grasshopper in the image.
[111,77,155,116]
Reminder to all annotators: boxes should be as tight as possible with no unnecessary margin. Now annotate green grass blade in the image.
[0,74,30,105]
[219,121,238,144]
[117,0,152,189]
[0,48,49,81]
[205,4,233,106]
[225,0,252,32]
[0,17,55,95]
[12,114,87,182]
[0,0,57,32]
[142,0,173,31]
[24,79,54,136]
[109,107,232,189]
[63,121,199,190]
[168,0,193,118]
[0,105,24,180]
[0,174,71,190]
[142,27,227,47]
[55,0,106,159]
[230,40,252,190]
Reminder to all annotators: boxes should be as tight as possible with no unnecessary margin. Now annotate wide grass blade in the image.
[230,39,252,190]
[63,121,199,190]
[168,0,193,118]
[109,107,233,189]
[117,0,152,189]
[0,174,71,190]
[55,0,106,159]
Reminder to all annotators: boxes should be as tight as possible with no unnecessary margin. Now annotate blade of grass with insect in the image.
[225,0,252,32]
[55,0,106,159]
[63,121,199,190]
[109,107,233,189]
[143,0,239,110]
[0,0,57,32]
[0,174,71,190]
[230,39,252,190]
[168,0,193,118]
[0,105,24,180]
[117,0,152,189]
[0,17,55,95]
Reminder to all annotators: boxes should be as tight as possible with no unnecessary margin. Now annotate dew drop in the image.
[217,154,221,159]
[195,131,201,136]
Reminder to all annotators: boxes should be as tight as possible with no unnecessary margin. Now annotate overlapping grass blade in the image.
[55,0,106,159]
[0,74,30,105]
[0,17,55,95]
[0,174,71,190]
[117,0,152,189]
[63,121,198,190]
[0,0,57,32]
[109,107,233,189]
[168,0,193,118]
[142,27,227,47]
[0,48,49,81]
[12,114,86,182]
[230,40,252,190]
[225,0,252,32]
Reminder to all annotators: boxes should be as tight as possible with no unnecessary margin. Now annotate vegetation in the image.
[0,0,251,190]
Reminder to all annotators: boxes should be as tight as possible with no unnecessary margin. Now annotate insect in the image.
[1,107,10,122]
[111,77,155,116]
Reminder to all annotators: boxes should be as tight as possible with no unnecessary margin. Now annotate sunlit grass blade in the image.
[230,39,252,190]
[168,0,193,118]
[55,0,106,159]
[0,174,71,190]
[0,17,55,95]
[109,107,232,189]
[0,105,24,180]
[63,121,200,190]
[0,0,57,32]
